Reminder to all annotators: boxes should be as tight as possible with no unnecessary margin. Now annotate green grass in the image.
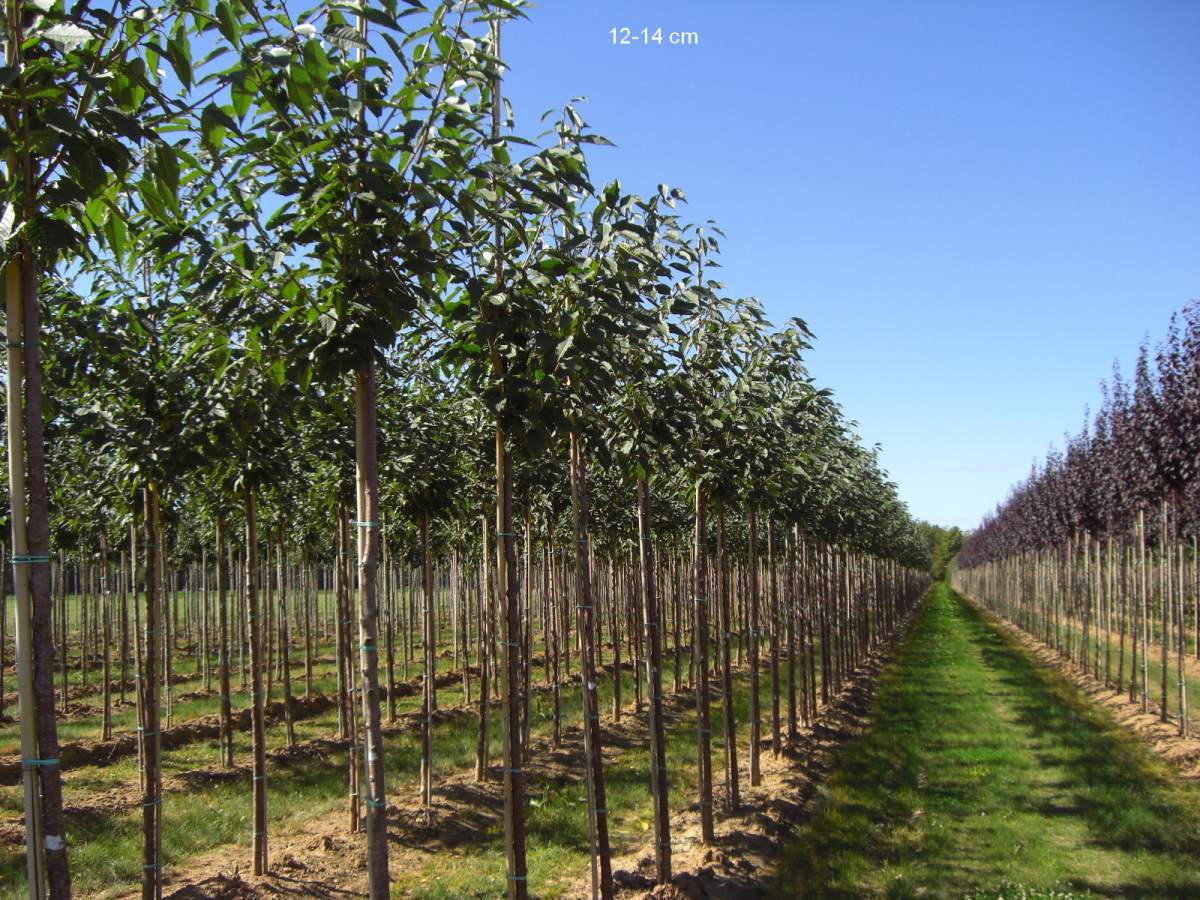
[0,593,812,899]
[393,658,755,899]
[0,593,486,753]
[775,582,1200,899]
[0,643,727,898]
[1,670,498,898]
[1039,616,1200,733]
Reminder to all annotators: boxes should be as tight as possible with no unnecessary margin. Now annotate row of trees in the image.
[2,1,931,897]
[956,302,1199,736]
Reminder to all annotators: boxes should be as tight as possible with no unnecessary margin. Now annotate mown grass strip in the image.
[775,582,1200,899]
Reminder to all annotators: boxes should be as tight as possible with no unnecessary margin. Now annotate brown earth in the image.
[0,702,491,850]
[575,618,914,900]
[0,667,478,785]
[142,618,916,900]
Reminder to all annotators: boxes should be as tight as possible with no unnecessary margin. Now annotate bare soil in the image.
[0,667,474,785]
[146,621,915,900]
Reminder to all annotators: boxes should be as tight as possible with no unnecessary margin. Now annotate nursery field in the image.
[0,586,882,899]
[1,1,1196,899]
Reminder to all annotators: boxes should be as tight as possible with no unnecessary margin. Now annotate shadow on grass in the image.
[773,583,1200,900]
[967,599,1200,858]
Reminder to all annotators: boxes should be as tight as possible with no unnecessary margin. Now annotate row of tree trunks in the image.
[956,503,1196,737]
[5,459,927,900]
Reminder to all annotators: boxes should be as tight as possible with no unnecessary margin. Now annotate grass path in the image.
[776,582,1200,899]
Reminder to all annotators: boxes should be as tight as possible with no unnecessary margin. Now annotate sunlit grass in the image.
[775,583,1200,898]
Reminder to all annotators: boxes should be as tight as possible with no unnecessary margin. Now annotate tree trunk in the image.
[497,423,529,898]
[245,487,268,876]
[569,429,613,899]
[99,540,111,741]
[140,486,163,900]
[693,481,714,843]
[355,361,390,898]
[717,506,739,811]
[1160,501,1169,722]
[476,511,491,781]
[5,253,47,897]
[421,509,434,806]
[767,518,781,755]
[748,506,761,785]
[545,528,561,747]
[278,532,296,748]
[18,246,71,897]
[637,476,671,883]
[217,518,234,767]
[1139,509,1149,713]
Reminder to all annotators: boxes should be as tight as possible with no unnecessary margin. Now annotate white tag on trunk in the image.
[45,835,63,851]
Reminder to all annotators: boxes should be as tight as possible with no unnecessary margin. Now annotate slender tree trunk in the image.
[132,526,144,779]
[355,361,390,898]
[717,507,739,811]
[546,528,561,747]
[748,506,761,785]
[5,252,47,898]
[278,533,296,748]
[637,476,671,883]
[386,537,397,724]
[201,548,210,693]
[521,509,533,755]
[486,19,527,896]
[245,488,268,876]
[1139,509,1149,713]
[786,528,798,739]
[161,527,172,731]
[140,486,163,900]
[477,511,491,781]
[569,429,612,899]
[496,422,529,898]
[303,546,313,698]
[1160,501,1169,722]
[693,481,714,843]
[1175,509,1187,737]
[99,540,111,741]
[768,518,780,756]
[421,509,434,806]
[121,549,129,706]
[609,549,621,723]
[18,246,71,897]
[216,519,234,767]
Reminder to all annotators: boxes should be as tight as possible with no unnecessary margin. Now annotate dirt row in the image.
[147,616,917,898]
[964,594,1200,780]
[0,640,656,785]
[0,698,486,851]
[0,666,468,786]
[0,653,351,709]
[592,616,915,899]
[1,654,643,845]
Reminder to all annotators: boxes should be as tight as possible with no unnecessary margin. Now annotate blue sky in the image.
[497,0,1200,529]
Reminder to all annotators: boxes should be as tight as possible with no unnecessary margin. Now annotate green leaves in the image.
[102,209,127,260]
[325,24,368,52]
[215,1,241,43]
[165,33,193,89]
[200,104,239,150]
[16,0,926,575]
